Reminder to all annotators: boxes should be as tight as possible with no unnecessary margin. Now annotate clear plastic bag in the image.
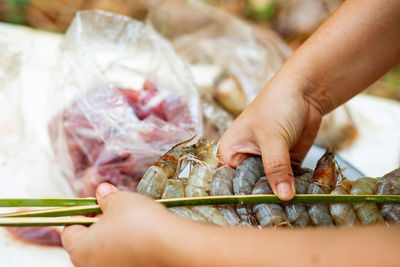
[147,0,291,137]
[49,10,201,197]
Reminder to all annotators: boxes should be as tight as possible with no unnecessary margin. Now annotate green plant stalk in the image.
[0,217,97,227]
[1,205,101,218]
[0,195,399,207]
[0,198,97,207]
[1,194,399,218]
[159,194,400,206]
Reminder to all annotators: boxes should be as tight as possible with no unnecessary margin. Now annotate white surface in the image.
[338,95,400,177]
[0,22,399,267]
[0,23,74,267]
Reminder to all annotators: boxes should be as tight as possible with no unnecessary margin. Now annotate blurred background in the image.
[1,0,398,101]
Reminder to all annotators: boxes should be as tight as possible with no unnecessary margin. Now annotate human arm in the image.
[62,183,400,267]
[218,0,400,200]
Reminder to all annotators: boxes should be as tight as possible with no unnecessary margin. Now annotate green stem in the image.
[159,194,400,207]
[0,217,97,227]
[1,194,399,219]
[0,198,97,207]
[1,205,101,218]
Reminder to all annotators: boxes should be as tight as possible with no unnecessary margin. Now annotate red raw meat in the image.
[49,81,196,197]
[120,81,167,121]
[6,227,62,247]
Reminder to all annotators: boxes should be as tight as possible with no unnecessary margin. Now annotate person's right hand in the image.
[61,183,185,267]
[218,74,324,200]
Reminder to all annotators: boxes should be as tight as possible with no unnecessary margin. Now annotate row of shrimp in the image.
[136,137,400,228]
[137,137,230,226]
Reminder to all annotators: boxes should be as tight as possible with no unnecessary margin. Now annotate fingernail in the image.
[276,182,293,200]
[97,183,118,199]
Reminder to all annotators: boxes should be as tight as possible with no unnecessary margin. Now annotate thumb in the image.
[259,135,296,201]
[96,183,119,212]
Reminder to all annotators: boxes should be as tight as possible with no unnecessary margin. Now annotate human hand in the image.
[218,74,323,200]
[61,183,183,267]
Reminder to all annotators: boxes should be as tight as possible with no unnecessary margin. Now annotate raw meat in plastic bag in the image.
[49,10,201,197]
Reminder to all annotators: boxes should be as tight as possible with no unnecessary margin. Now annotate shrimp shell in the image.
[233,156,265,225]
[162,179,207,223]
[186,138,229,226]
[136,166,170,199]
[191,206,229,226]
[330,178,359,227]
[351,177,385,225]
[211,167,242,226]
[137,138,196,198]
[307,148,336,227]
[211,167,236,196]
[284,168,312,227]
[252,177,289,228]
[376,168,400,224]
[233,157,265,195]
[185,138,218,197]
[311,147,337,191]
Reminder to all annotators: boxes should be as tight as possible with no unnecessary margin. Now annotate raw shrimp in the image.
[185,138,218,197]
[252,177,289,228]
[351,177,385,225]
[330,178,359,227]
[211,167,236,196]
[136,137,196,198]
[161,179,207,223]
[307,148,336,227]
[233,156,265,225]
[284,168,313,227]
[233,157,265,195]
[376,168,400,224]
[211,167,242,226]
[186,138,229,226]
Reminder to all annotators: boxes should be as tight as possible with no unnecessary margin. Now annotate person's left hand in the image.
[61,183,182,267]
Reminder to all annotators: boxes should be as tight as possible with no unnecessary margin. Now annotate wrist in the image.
[267,66,335,116]
[162,220,219,267]
[155,215,200,266]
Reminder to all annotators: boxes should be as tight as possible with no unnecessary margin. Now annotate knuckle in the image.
[264,160,293,180]
[103,191,126,208]
[105,191,147,213]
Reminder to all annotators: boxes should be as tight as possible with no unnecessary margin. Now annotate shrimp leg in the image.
[136,137,196,198]
[186,138,229,226]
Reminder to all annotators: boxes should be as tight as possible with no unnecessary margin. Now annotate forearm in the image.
[168,221,400,266]
[271,0,400,115]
